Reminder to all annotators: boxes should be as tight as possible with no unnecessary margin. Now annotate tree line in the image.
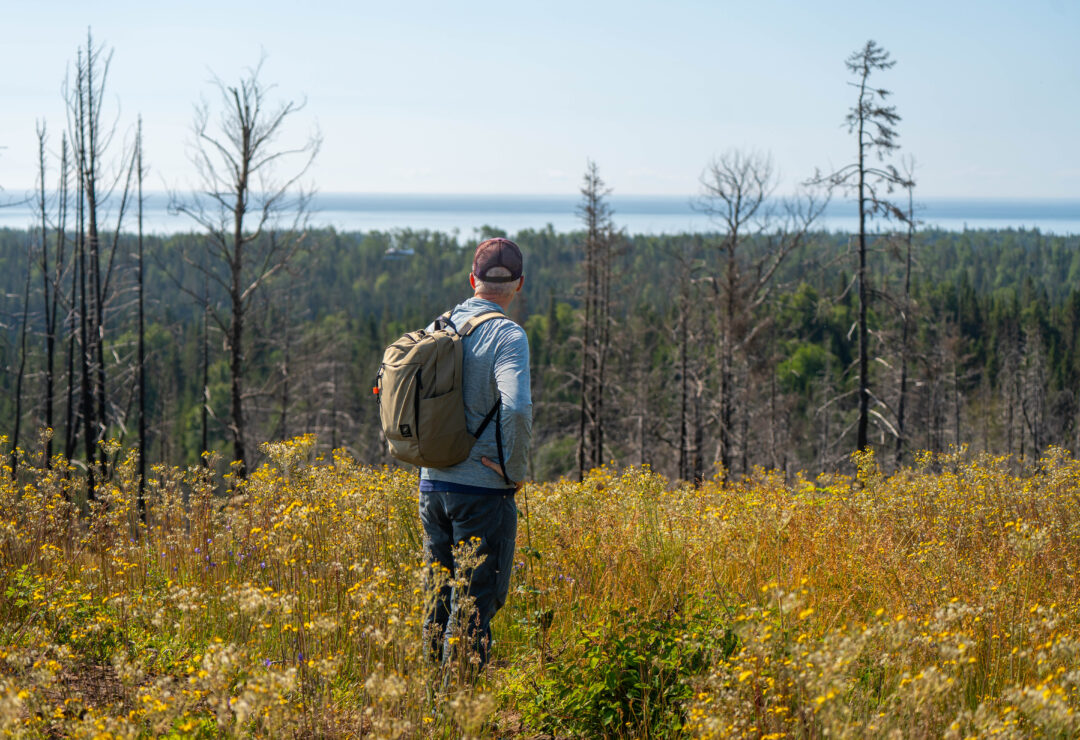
[3,219,1078,481]
[2,36,1078,488]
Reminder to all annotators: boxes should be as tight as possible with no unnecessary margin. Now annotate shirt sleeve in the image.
[494,324,533,483]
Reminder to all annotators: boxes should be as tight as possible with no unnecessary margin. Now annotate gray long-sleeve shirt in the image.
[420,297,532,489]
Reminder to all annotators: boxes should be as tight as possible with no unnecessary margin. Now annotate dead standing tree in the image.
[34,123,72,468]
[9,230,33,477]
[893,157,917,468]
[697,150,824,477]
[575,161,616,480]
[135,117,147,520]
[64,32,138,488]
[809,40,908,452]
[672,240,708,484]
[172,60,320,478]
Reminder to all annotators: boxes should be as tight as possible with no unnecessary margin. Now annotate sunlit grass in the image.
[2,434,1079,737]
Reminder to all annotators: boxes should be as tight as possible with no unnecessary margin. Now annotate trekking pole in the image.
[520,480,532,599]
[522,481,534,568]
[521,481,545,661]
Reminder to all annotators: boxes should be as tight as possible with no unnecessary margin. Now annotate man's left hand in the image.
[481,456,524,492]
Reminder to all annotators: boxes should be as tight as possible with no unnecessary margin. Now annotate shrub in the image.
[519,605,737,738]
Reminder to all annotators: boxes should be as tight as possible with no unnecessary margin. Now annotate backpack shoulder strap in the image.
[433,310,456,332]
[458,310,508,336]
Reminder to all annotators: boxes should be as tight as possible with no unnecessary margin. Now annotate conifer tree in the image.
[810,40,908,452]
[575,161,615,478]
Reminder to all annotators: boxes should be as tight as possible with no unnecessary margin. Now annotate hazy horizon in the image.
[2,1,1077,200]
[3,191,1078,236]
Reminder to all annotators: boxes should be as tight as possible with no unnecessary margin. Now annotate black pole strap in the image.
[472,400,512,487]
[473,400,500,439]
[493,404,512,486]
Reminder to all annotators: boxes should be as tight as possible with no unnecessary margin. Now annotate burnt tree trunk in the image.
[10,239,33,477]
[136,118,147,521]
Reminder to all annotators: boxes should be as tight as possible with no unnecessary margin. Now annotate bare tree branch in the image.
[169,57,321,477]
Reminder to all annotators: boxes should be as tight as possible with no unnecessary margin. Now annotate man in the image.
[420,237,532,668]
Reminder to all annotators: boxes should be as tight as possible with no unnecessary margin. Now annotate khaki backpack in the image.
[374,310,507,471]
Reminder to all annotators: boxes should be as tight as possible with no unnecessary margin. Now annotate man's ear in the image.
[515,276,524,292]
[469,273,477,289]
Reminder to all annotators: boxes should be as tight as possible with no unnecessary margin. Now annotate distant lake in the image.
[2,193,1078,236]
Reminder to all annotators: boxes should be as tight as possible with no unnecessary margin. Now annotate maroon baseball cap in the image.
[472,237,523,283]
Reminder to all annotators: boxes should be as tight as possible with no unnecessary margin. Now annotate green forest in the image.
[3,219,1078,482]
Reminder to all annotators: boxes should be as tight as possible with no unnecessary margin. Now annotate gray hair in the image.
[473,266,520,296]
[473,277,520,297]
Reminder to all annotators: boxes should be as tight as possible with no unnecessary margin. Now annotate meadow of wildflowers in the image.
[2,434,1080,738]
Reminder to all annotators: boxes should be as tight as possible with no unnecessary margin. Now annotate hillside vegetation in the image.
[2,437,1079,737]
[3,225,1080,481]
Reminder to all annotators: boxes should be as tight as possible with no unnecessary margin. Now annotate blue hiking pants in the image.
[419,490,517,666]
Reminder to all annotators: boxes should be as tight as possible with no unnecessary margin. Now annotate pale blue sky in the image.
[2,0,1078,197]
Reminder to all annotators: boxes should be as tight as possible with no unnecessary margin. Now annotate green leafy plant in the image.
[523,605,737,738]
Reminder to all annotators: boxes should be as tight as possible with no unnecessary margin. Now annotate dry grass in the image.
[2,435,1079,737]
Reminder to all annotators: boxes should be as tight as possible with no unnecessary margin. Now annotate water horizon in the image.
[1,192,1078,237]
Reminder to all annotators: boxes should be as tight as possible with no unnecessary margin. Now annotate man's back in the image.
[420,296,532,490]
